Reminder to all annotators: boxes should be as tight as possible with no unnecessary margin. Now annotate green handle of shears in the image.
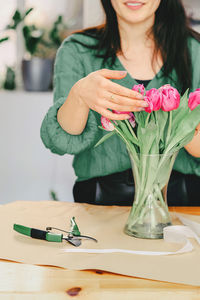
[14,224,31,236]
[13,224,63,242]
[46,232,62,242]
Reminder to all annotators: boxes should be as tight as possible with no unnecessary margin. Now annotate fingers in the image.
[97,96,146,121]
[107,80,144,100]
[108,93,148,109]
[98,68,128,80]
[100,99,145,112]
[98,108,130,120]
[84,69,148,119]
[92,69,144,100]
[94,69,144,100]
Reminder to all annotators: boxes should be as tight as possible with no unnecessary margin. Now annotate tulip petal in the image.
[159,84,180,111]
[132,84,145,95]
[144,96,153,113]
[188,89,200,111]
[101,116,115,131]
[128,112,136,128]
[146,88,162,111]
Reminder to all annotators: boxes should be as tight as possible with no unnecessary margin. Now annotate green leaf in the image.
[155,110,168,144]
[134,111,148,128]
[24,8,34,18]
[6,8,33,30]
[110,124,139,165]
[98,125,107,131]
[171,89,189,128]
[7,10,22,29]
[23,25,44,55]
[137,119,157,154]
[118,120,139,145]
[70,217,81,236]
[94,131,116,148]
[3,66,16,90]
[50,190,59,201]
[165,105,200,153]
[0,37,9,43]
[155,90,190,151]
[49,15,64,47]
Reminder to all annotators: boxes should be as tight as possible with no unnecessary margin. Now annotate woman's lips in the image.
[124,1,144,10]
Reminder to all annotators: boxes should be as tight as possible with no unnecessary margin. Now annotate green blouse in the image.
[40,33,200,181]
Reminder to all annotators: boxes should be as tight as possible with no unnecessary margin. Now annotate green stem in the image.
[111,121,139,165]
[153,186,171,223]
[139,154,148,195]
[124,119,138,141]
[145,114,151,127]
[131,154,160,218]
[165,111,172,146]
[135,152,174,219]
[154,184,166,209]
[111,124,141,194]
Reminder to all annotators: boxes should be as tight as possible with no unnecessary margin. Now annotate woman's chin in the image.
[120,14,153,26]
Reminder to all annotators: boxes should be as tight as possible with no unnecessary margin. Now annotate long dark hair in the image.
[72,0,200,93]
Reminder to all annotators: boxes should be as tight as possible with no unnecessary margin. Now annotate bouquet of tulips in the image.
[96,84,200,155]
[95,84,200,238]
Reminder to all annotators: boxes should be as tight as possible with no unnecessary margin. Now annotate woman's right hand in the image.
[73,68,148,120]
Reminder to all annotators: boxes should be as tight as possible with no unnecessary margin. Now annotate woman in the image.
[41,0,200,206]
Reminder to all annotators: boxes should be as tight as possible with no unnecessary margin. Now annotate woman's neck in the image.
[116,14,163,80]
[117,15,155,55]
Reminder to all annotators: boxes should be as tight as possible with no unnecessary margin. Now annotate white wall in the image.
[25,0,83,28]
[183,0,200,32]
[0,91,76,204]
[83,0,104,28]
[0,0,104,205]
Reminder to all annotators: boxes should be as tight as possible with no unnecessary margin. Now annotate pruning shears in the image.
[13,217,97,247]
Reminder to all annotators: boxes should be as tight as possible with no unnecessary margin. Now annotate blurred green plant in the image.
[7,8,33,30]
[23,25,44,55]
[1,8,68,90]
[0,8,33,44]
[0,8,33,90]
[49,15,66,47]
[1,8,67,57]
[50,190,59,201]
[33,15,68,58]
[21,14,67,58]
[3,66,16,90]
[0,37,9,44]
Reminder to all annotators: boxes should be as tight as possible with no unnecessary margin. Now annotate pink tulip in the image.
[101,116,115,131]
[159,84,180,111]
[128,112,136,128]
[143,96,154,113]
[112,110,136,128]
[159,84,171,89]
[146,88,162,111]
[132,84,145,95]
[113,110,130,115]
[188,89,200,111]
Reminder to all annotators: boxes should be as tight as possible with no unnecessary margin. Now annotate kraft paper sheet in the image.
[0,200,200,286]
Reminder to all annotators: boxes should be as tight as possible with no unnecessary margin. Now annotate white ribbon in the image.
[61,214,200,256]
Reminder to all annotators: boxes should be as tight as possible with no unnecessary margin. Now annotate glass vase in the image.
[124,151,178,239]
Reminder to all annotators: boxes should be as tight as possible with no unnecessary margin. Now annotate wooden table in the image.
[0,207,200,300]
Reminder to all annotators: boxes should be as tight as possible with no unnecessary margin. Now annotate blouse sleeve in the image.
[40,38,99,155]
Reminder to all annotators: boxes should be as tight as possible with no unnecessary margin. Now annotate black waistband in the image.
[97,168,133,185]
[73,170,200,206]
